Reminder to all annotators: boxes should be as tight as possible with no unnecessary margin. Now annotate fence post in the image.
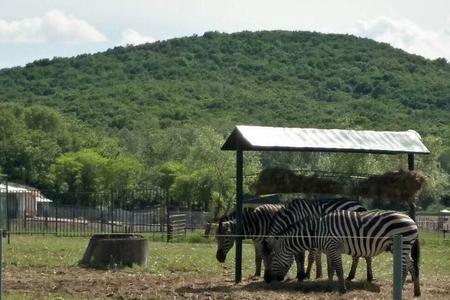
[110,191,114,234]
[393,235,403,300]
[166,211,171,242]
[100,196,104,233]
[55,197,58,236]
[5,182,10,235]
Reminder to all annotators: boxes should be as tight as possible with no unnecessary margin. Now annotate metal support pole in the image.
[408,154,416,221]
[235,144,243,284]
[393,234,403,300]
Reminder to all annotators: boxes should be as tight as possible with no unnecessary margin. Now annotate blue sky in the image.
[1,0,450,69]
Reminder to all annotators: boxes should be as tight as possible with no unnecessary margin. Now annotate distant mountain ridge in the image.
[0,30,449,138]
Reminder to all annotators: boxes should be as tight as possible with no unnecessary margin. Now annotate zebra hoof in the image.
[339,287,347,294]
[367,275,374,282]
[346,275,355,281]
[270,281,282,290]
[316,273,322,279]
[297,273,307,281]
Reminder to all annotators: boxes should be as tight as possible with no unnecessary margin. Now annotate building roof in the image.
[222,125,430,154]
[0,183,52,202]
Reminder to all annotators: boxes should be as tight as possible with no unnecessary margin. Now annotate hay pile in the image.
[357,170,427,202]
[252,168,427,202]
[252,168,343,195]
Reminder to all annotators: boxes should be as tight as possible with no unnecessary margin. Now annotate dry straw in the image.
[252,168,427,202]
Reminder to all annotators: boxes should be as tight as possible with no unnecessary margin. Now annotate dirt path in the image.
[4,266,449,299]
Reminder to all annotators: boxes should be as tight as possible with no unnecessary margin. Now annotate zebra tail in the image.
[411,239,420,276]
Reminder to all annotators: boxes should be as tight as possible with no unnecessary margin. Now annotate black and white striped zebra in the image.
[266,197,373,281]
[216,198,368,280]
[216,204,306,277]
[217,204,319,278]
[263,210,421,296]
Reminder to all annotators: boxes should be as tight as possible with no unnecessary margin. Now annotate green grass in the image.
[3,233,257,275]
[3,231,450,299]
[4,231,450,275]
[5,292,80,300]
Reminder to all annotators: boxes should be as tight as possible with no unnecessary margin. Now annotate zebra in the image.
[216,198,368,280]
[263,209,421,296]
[265,197,373,282]
[215,206,263,276]
[216,204,317,278]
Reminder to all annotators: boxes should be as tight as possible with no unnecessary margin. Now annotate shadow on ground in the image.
[176,277,381,296]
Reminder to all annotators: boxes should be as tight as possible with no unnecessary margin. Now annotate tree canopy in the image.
[0,30,449,211]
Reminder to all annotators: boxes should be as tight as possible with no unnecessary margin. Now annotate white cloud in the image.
[353,16,450,60]
[0,9,107,44]
[119,29,155,46]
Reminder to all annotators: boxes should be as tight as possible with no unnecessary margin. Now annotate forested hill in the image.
[1,30,450,136]
[1,30,449,211]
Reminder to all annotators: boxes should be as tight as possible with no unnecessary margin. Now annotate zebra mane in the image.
[273,214,317,238]
[218,207,255,224]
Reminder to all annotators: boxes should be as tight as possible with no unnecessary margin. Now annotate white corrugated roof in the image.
[0,184,29,192]
[222,125,430,154]
[0,183,52,202]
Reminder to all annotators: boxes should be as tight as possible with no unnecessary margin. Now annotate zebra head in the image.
[215,220,235,263]
[262,237,293,283]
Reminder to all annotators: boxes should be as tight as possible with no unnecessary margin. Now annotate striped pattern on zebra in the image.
[216,204,296,277]
[215,198,368,280]
[267,197,373,281]
[263,210,421,296]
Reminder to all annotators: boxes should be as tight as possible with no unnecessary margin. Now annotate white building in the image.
[0,183,52,218]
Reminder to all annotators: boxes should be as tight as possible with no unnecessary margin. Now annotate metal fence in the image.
[416,213,450,231]
[0,187,210,237]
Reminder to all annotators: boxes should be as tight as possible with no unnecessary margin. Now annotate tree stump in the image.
[80,234,148,268]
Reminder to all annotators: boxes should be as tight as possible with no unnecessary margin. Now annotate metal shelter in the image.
[221,125,430,283]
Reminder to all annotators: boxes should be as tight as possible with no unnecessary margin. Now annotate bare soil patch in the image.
[4,266,449,299]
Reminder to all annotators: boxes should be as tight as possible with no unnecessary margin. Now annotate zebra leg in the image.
[411,239,421,297]
[346,256,359,281]
[401,250,409,286]
[254,241,262,277]
[326,255,335,292]
[326,243,346,294]
[315,250,323,279]
[406,258,420,295]
[295,250,307,281]
[365,257,373,282]
[330,252,346,294]
[304,250,314,280]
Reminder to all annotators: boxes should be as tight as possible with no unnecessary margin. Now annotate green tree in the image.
[187,126,261,216]
[49,150,108,203]
[416,136,450,211]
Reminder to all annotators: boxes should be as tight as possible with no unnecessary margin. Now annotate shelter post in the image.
[408,154,416,221]
[235,141,243,283]
[393,234,403,300]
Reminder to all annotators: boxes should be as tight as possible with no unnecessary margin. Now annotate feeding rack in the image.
[221,125,430,283]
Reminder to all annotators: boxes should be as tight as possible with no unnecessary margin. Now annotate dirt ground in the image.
[4,266,449,300]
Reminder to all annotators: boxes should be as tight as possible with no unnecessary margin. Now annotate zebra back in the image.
[217,204,282,239]
[277,209,418,257]
[269,197,366,238]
